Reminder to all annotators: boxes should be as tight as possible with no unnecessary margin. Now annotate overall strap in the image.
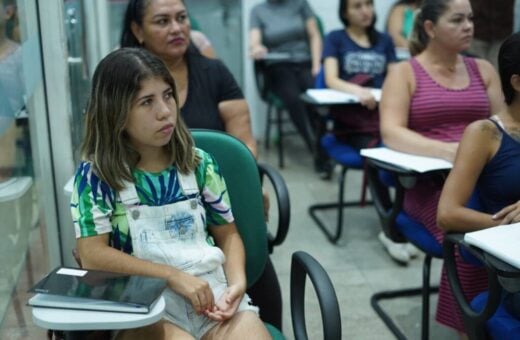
[177,171,199,196]
[119,180,140,206]
[488,116,505,133]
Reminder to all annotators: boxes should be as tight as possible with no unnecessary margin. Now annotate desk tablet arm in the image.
[290,251,341,340]
[443,233,503,337]
[365,159,415,242]
[258,162,290,253]
[254,60,269,100]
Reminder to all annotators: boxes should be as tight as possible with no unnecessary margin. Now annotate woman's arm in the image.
[207,222,246,320]
[476,58,506,114]
[249,28,268,59]
[380,61,458,161]
[210,223,246,290]
[323,57,377,110]
[190,30,216,59]
[386,5,409,49]
[437,120,500,231]
[77,234,216,314]
[218,99,258,158]
[305,17,322,76]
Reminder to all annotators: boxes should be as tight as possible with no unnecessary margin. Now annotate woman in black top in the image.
[121,0,257,157]
[120,0,283,329]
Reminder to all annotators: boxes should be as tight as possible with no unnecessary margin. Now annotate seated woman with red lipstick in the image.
[120,0,284,330]
[120,0,257,157]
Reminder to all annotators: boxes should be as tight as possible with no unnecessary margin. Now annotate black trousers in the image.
[246,256,282,329]
[266,62,317,153]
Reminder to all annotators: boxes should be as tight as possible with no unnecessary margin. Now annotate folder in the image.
[360,147,452,173]
[28,267,167,314]
[305,88,382,104]
[464,223,520,269]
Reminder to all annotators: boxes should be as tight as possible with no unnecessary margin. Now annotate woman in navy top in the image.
[322,0,397,148]
[438,32,520,321]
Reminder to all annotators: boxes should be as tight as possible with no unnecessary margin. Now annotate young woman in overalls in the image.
[70,47,271,340]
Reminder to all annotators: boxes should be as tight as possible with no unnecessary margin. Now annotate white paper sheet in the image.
[305,88,382,104]
[464,223,520,269]
[360,147,452,173]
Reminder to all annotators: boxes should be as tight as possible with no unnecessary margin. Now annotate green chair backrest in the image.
[189,14,201,31]
[315,15,325,38]
[191,129,268,286]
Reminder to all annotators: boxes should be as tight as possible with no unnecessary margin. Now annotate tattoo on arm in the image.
[481,121,502,141]
[508,127,520,143]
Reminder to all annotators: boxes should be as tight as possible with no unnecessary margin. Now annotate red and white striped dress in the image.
[403,57,490,332]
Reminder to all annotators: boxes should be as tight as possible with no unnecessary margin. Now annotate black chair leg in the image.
[370,254,439,340]
[265,103,272,150]
[422,254,433,340]
[276,107,284,168]
[308,166,372,244]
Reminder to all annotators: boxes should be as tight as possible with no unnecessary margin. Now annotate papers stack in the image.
[305,88,382,104]
[464,223,520,269]
[360,147,452,173]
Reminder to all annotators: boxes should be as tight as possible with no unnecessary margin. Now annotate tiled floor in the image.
[259,137,460,339]
[1,136,462,339]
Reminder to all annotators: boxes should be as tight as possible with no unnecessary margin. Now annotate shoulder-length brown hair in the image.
[81,47,198,191]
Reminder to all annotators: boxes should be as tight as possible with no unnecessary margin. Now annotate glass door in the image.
[0,0,60,337]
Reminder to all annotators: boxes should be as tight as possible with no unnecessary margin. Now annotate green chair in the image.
[191,129,342,339]
[43,130,340,340]
[253,60,292,168]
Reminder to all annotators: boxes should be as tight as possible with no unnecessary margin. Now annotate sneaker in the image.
[378,231,410,264]
[405,242,420,258]
[315,159,333,180]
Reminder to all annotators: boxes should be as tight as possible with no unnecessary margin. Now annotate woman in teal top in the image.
[386,0,420,49]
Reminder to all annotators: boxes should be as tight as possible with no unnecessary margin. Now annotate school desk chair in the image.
[365,160,444,340]
[254,15,325,169]
[305,68,373,244]
[253,59,293,168]
[444,233,520,340]
[192,129,341,339]
[41,130,341,340]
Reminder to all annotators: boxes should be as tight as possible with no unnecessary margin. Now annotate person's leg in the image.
[116,319,195,340]
[246,256,282,329]
[296,65,333,176]
[202,311,271,340]
[267,63,316,153]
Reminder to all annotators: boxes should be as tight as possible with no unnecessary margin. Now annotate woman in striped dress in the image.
[379,0,504,335]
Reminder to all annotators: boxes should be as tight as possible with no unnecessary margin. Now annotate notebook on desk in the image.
[28,267,167,314]
[464,223,520,270]
[360,147,453,173]
[305,88,382,104]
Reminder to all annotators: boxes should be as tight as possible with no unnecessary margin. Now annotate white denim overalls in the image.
[119,171,257,338]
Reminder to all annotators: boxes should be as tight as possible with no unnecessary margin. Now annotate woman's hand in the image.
[262,186,270,222]
[441,142,459,163]
[493,201,520,225]
[311,63,321,77]
[168,271,215,315]
[250,44,268,59]
[204,283,245,321]
[355,87,377,110]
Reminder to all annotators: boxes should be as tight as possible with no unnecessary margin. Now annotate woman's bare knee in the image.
[203,311,271,340]
[116,319,194,340]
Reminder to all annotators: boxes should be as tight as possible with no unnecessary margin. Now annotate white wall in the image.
[242,0,394,139]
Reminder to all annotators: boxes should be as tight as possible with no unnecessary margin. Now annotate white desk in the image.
[0,176,32,203]
[31,295,166,331]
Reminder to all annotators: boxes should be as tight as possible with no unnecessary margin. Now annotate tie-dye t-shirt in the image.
[70,148,233,255]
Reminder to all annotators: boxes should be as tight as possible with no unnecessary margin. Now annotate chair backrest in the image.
[315,15,325,38]
[191,129,268,286]
[314,67,326,89]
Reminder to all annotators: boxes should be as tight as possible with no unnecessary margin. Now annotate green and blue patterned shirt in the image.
[71,148,233,254]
